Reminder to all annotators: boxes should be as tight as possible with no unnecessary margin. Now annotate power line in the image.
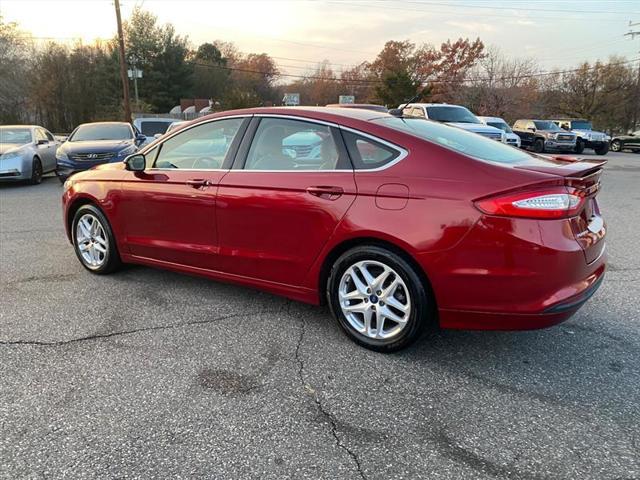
[190,57,640,85]
[397,0,639,15]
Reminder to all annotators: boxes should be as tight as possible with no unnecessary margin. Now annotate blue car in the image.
[56,122,145,181]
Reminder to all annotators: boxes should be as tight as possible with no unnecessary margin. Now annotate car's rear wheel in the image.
[595,143,609,155]
[610,140,622,152]
[72,204,122,274]
[327,246,433,352]
[29,157,43,185]
[533,138,545,153]
[574,139,585,154]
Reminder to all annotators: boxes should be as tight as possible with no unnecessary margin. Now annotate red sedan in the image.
[62,107,606,352]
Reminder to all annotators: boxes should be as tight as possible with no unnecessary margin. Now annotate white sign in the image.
[283,93,300,106]
[339,95,355,104]
[127,68,143,79]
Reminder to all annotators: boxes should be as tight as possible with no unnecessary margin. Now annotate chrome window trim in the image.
[142,112,409,174]
[144,114,251,172]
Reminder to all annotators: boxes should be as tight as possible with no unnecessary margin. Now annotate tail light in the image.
[475,187,585,219]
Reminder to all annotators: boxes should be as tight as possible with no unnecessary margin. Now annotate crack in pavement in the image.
[293,309,367,480]
[0,310,274,347]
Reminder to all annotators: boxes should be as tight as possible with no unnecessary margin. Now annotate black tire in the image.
[574,139,585,154]
[71,204,122,274]
[610,140,622,152]
[326,245,434,352]
[594,143,609,155]
[55,170,67,184]
[29,157,43,185]
[533,138,545,153]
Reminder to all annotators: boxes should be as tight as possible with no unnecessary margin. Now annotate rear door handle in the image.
[186,179,211,188]
[306,185,344,200]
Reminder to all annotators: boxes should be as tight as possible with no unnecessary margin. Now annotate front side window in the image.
[154,118,244,170]
[487,121,512,133]
[35,129,48,142]
[244,118,341,171]
[372,117,533,165]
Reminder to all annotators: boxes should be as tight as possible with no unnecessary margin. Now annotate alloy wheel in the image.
[338,260,412,340]
[75,213,109,268]
[610,140,621,152]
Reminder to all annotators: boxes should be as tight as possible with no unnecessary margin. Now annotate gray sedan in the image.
[0,125,59,184]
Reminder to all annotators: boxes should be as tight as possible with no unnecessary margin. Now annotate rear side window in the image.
[139,121,172,136]
[373,117,533,165]
[341,131,400,170]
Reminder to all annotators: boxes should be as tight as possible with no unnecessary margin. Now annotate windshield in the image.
[426,106,480,124]
[70,124,133,142]
[139,121,172,136]
[372,117,533,164]
[0,127,32,145]
[487,121,512,133]
[533,121,561,131]
[571,121,593,130]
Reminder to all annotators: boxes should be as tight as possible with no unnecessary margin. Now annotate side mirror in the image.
[388,108,403,117]
[125,153,146,171]
[527,127,536,132]
[153,133,163,139]
[135,134,147,145]
[37,139,48,145]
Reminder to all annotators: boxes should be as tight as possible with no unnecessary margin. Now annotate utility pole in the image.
[114,0,132,123]
[625,21,640,130]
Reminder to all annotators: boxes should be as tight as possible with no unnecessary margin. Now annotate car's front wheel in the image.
[29,157,43,185]
[327,246,433,352]
[533,138,545,153]
[610,140,622,152]
[72,204,122,274]
[574,139,585,154]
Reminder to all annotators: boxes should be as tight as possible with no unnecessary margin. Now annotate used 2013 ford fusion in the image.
[61,107,606,352]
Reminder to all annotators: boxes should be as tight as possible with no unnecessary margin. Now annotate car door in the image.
[119,116,250,270]
[35,128,56,171]
[215,116,357,286]
[41,129,58,171]
[627,131,640,149]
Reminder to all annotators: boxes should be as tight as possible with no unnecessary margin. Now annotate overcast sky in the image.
[2,0,638,75]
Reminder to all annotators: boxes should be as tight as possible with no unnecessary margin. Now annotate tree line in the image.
[1,8,637,134]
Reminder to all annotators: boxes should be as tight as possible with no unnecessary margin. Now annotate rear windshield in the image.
[426,106,480,124]
[372,117,533,164]
[139,121,172,136]
[70,124,133,142]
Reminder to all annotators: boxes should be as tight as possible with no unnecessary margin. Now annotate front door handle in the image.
[186,179,211,188]
[306,185,344,200]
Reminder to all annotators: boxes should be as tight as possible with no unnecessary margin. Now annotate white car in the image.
[478,116,521,148]
[401,103,506,142]
[0,125,59,184]
[132,117,178,146]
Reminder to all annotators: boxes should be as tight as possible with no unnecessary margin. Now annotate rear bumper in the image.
[438,263,605,330]
[420,215,607,331]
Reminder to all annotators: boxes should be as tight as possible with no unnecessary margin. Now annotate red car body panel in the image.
[62,107,606,330]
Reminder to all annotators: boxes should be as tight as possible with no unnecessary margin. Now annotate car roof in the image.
[77,121,132,127]
[478,116,506,122]
[549,118,588,122]
[409,103,465,108]
[0,125,39,129]
[134,117,176,123]
[197,106,394,124]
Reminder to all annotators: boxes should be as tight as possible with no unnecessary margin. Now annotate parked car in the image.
[512,119,577,153]
[133,117,177,146]
[551,118,609,155]
[62,107,606,352]
[55,122,145,182]
[478,116,521,148]
[401,103,506,142]
[0,125,59,184]
[326,103,389,113]
[609,130,640,153]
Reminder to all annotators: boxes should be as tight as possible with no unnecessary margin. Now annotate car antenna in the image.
[389,88,426,117]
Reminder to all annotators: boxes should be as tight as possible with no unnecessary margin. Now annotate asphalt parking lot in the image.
[1,151,638,479]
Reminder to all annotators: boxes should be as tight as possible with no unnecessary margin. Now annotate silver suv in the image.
[551,119,609,155]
